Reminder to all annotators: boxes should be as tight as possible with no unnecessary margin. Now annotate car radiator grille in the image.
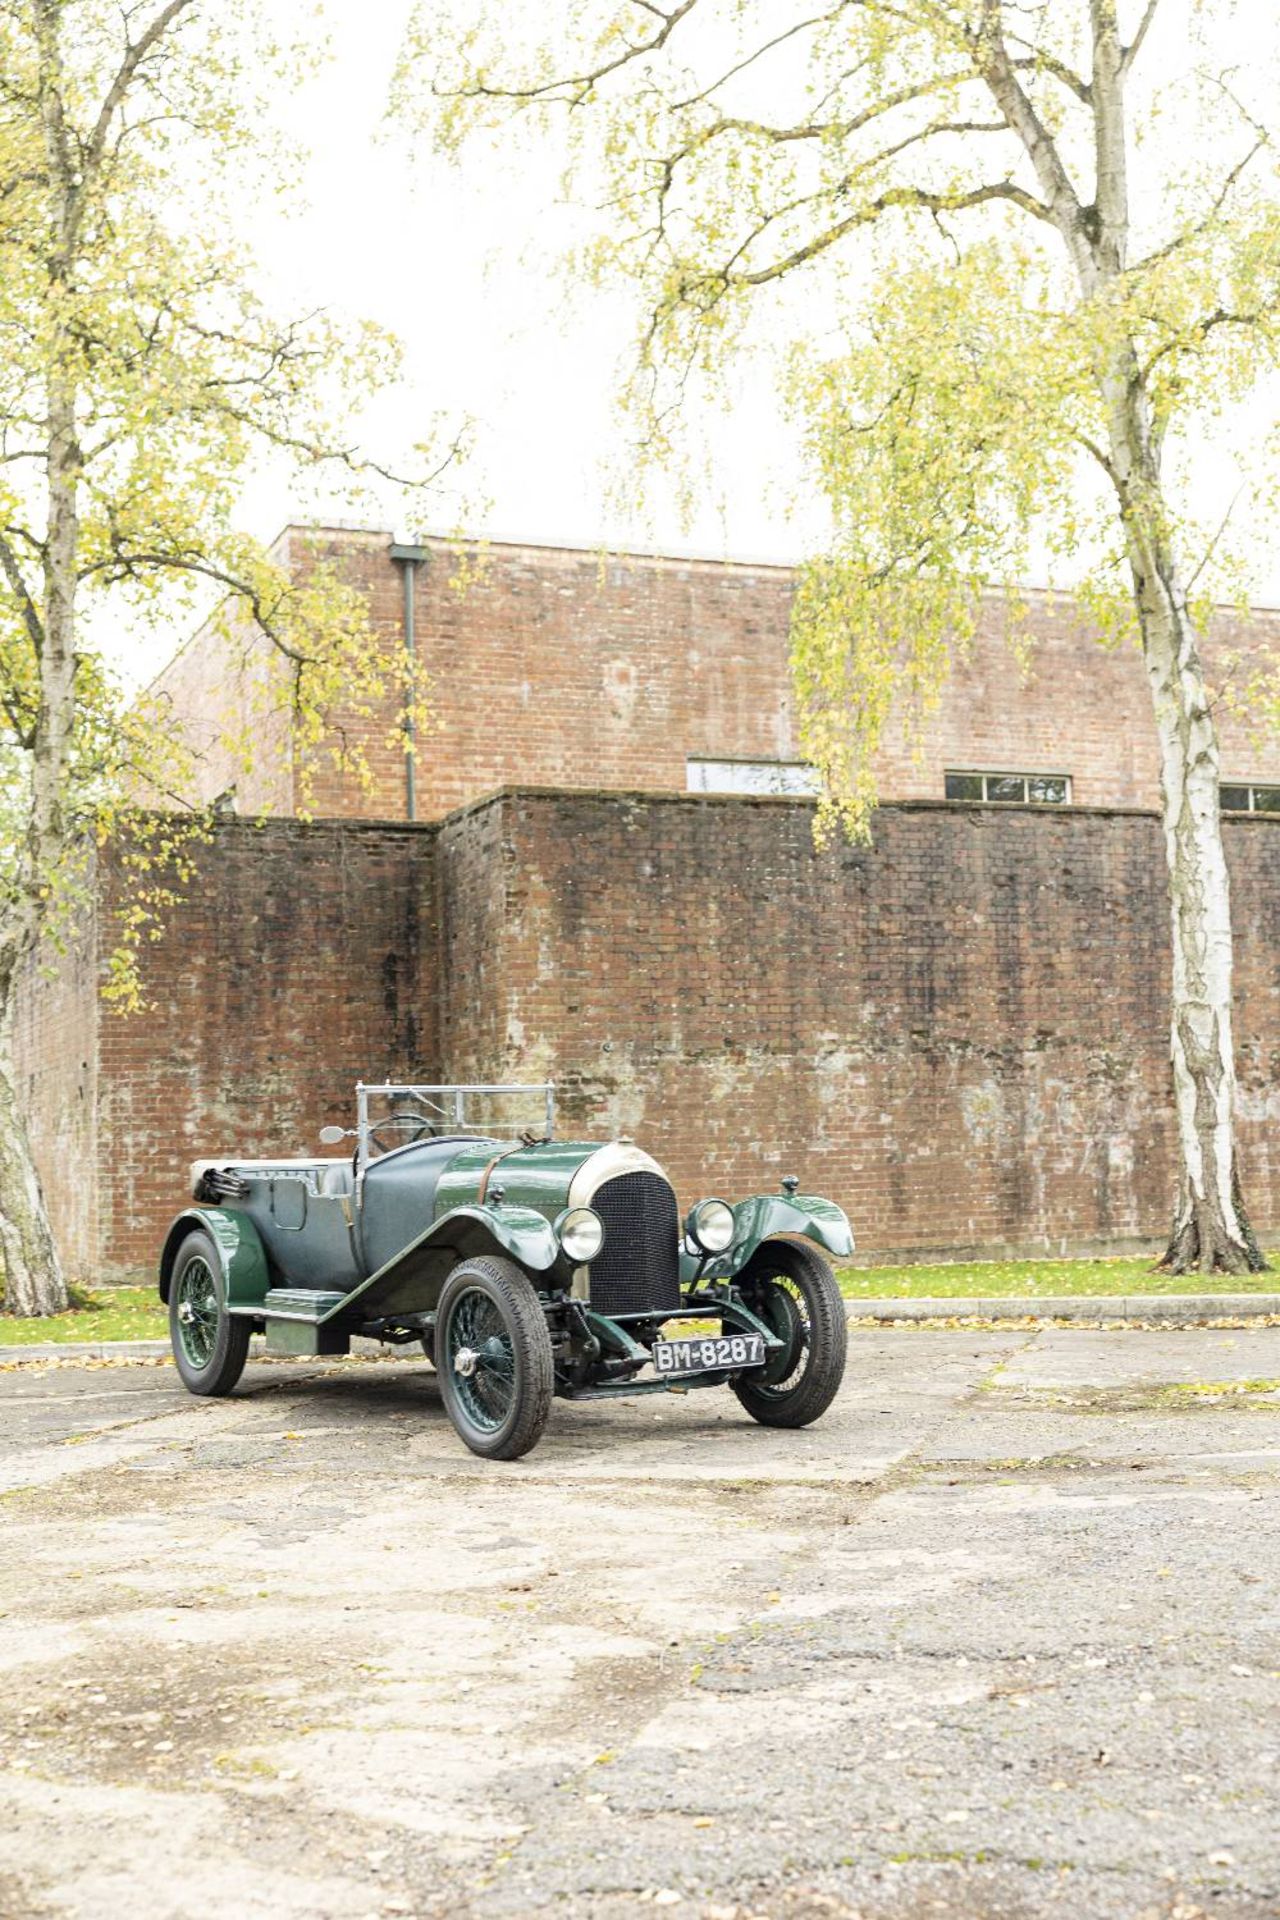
[588,1171,681,1319]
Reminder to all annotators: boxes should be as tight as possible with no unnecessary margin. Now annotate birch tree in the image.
[0,0,455,1315]
[415,0,1280,1272]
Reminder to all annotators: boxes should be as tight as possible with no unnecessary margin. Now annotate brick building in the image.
[14,527,1280,1279]
[152,525,1280,822]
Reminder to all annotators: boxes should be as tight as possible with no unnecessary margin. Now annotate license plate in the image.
[653,1332,766,1376]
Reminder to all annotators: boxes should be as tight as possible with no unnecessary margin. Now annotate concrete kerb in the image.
[0,1339,175,1365]
[0,1334,417,1367]
[846,1292,1280,1324]
[4,1293,1280,1364]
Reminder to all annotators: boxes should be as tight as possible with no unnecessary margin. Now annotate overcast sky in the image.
[156,0,1280,681]
[237,2,818,570]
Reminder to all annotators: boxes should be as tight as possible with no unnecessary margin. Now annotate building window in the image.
[945,771,1071,805]
[1221,782,1280,814]
[687,758,820,797]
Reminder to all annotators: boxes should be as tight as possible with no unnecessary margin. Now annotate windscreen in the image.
[360,1085,554,1159]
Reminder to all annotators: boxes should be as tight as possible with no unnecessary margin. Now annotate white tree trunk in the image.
[0,991,67,1316]
[1138,592,1263,1271]
[1106,436,1266,1273]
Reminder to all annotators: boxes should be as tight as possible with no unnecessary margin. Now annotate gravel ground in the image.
[1,1328,1278,1920]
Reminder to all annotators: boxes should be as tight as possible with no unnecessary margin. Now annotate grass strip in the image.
[2,1251,1277,1344]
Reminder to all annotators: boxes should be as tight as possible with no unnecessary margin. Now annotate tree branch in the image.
[1090,0,1129,270]
[681,70,979,151]
[0,527,45,660]
[83,1,193,182]
[1139,304,1275,382]
[197,405,467,492]
[968,2,1089,269]
[1119,0,1161,77]
[1133,134,1266,274]
[434,0,704,110]
[79,542,312,665]
[1074,430,1123,488]
[1184,480,1246,595]
[725,178,1054,289]
[1008,47,1091,107]
[670,4,861,111]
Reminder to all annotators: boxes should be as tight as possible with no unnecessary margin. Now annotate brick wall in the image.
[22,794,1280,1277]
[92,818,439,1276]
[149,527,1280,824]
[148,581,298,816]
[438,791,1280,1260]
[881,593,1280,810]
[306,535,807,821]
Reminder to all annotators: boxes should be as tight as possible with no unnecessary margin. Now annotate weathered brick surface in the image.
[21,794,1278,1277]
[148,571,297,816]
[150,528,1280,822]
[304,535,809,822]
[884,593,1280,809]
[92,818,438,1276]
[441,791,1280,1260]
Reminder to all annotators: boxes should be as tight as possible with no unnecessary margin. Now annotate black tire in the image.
[435,1255,554,1460]
[419,1332,436,1368]
[732,1239,847,1430]
[168,1230,251,1397]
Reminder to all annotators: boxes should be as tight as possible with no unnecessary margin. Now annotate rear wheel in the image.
[732,1239,847,1429]
[168,1231,251,1397]
[436,1256,553,1460]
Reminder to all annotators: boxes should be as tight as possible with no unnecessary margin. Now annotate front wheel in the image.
[732,1239,847,1430]
[168,1231,251,1397]
[436,1256,554,1460]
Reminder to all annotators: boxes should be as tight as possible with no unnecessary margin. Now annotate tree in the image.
[415,0,1280,1272]
[0,0,456,1315]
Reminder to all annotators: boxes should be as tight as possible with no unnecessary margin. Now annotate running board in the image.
[240,1288,351,1356]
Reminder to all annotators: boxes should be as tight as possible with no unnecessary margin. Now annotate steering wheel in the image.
[366,1103,436,1154]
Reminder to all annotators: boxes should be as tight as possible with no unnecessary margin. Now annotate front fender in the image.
[684,1194,855,1285]
[158,1207,269,1307]
[323,1203,560,1321]
[430,1203,560,1275]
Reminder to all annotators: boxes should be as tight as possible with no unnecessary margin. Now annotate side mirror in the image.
[318,1125,348,1146]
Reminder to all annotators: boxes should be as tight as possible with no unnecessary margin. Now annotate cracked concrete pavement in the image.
[1,1327,1278,1920]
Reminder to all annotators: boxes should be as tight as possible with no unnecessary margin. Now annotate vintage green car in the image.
[159,1084,854,1459]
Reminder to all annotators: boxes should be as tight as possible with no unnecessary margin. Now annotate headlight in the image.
[556,1206,604,1263]
[687,1198,735,1254]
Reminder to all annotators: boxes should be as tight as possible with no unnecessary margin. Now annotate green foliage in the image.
[787,242,1089,836]
[0,0,459,1004]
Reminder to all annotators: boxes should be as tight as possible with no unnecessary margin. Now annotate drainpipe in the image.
[389,543,430,822]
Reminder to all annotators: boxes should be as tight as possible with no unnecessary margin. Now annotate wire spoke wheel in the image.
[732,1240,847,1430]
[446,1287,517,1434]
[436,1256,554,1460]
[175,1255,219,1369]
[167,1230,251,1397]
[751,1274,812,1396]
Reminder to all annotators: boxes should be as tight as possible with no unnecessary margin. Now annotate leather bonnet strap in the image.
[477,1143,523,1204]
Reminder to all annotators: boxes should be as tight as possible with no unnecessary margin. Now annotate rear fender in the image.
[158,1208,269,1308]
[684,1194,855,1286]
